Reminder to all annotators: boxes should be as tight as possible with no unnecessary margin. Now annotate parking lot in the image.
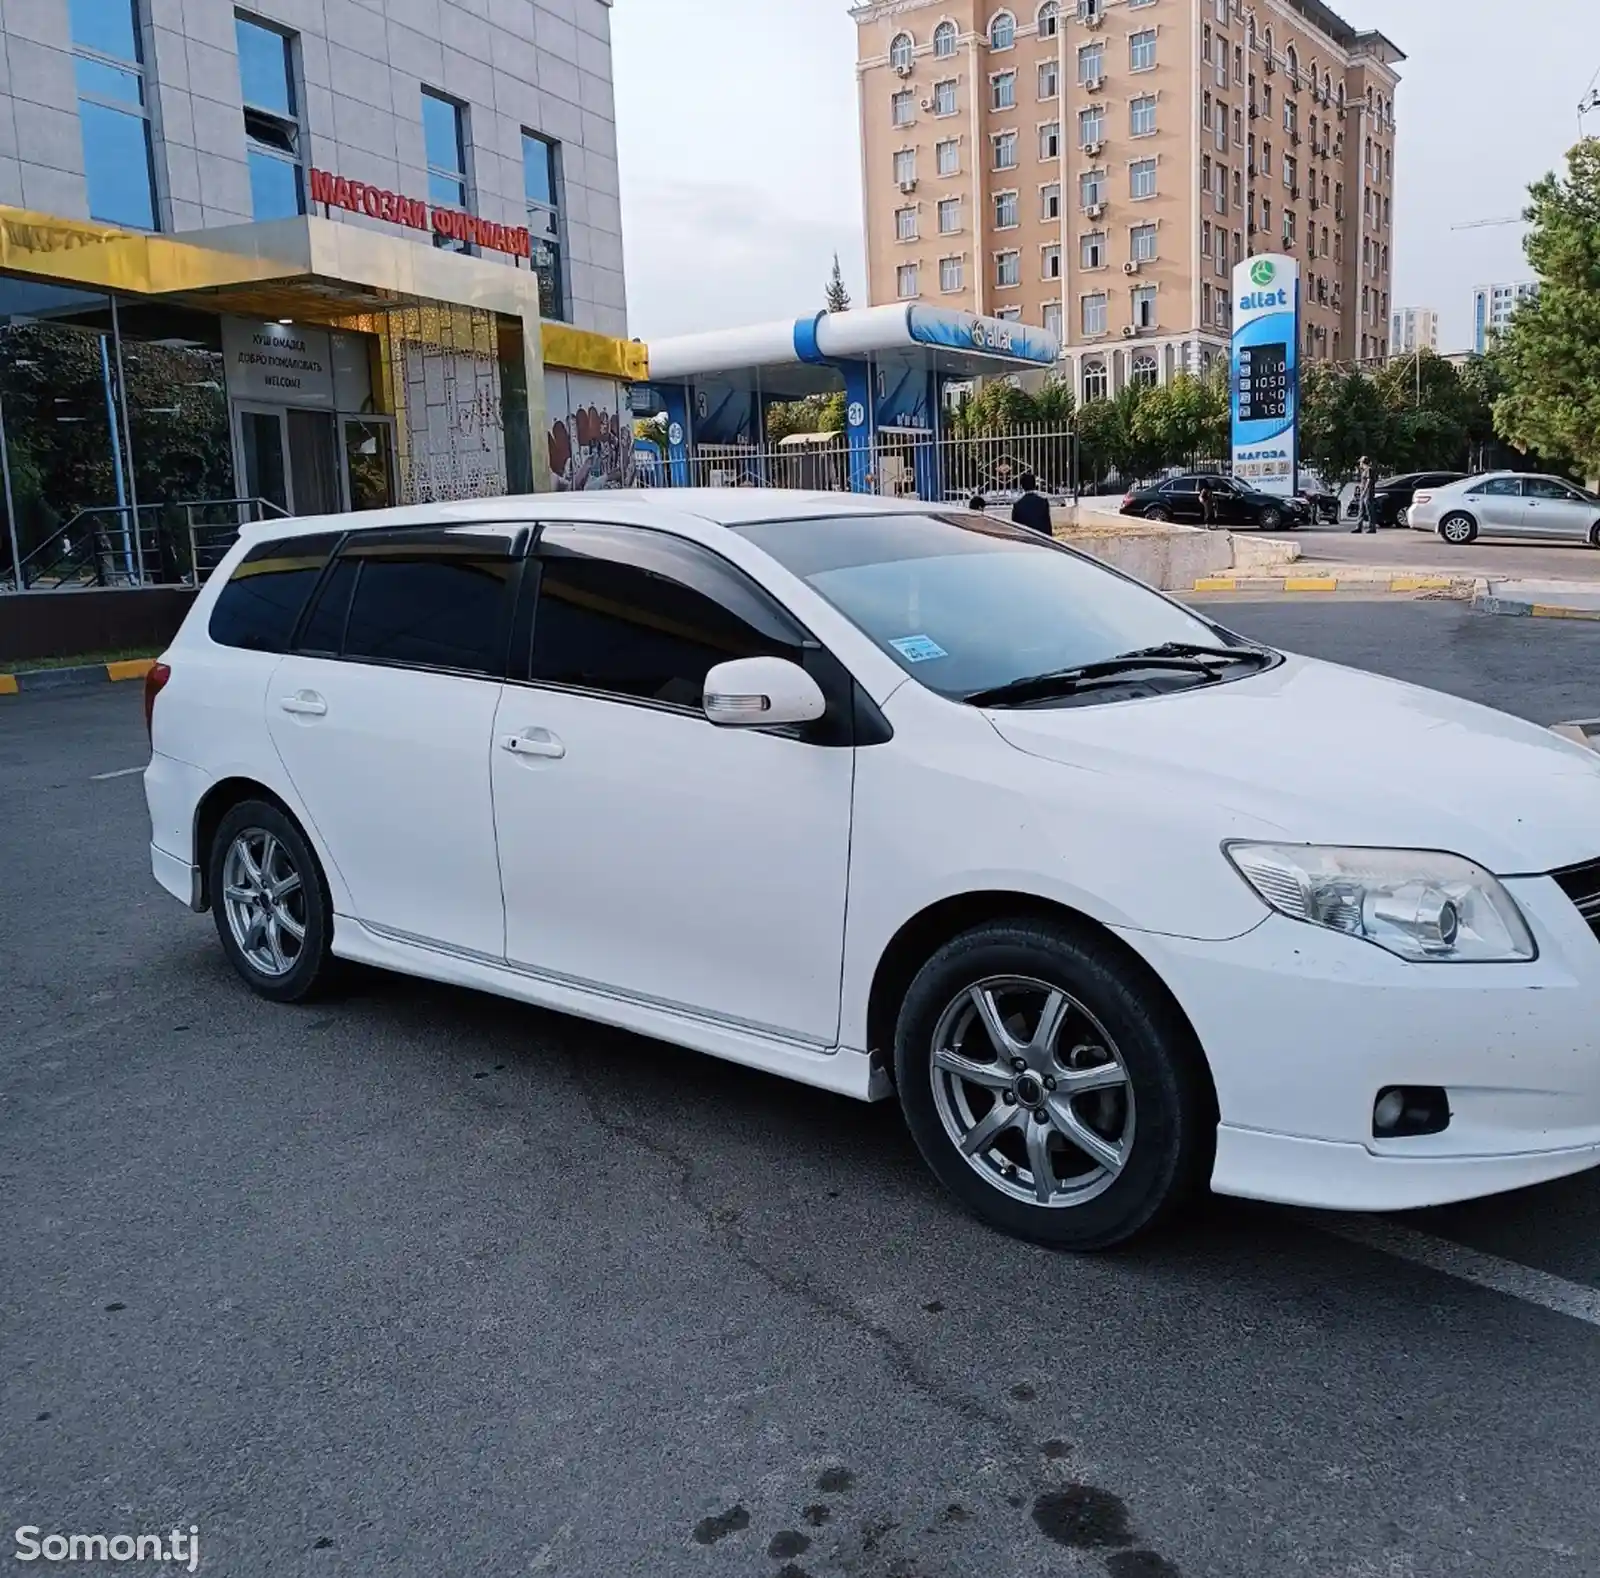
[1263,518,1600,584]
[4,599,1600,1578]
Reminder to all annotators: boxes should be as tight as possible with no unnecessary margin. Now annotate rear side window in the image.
[529,523,805,708]
[208,534,339,652]
[339,532,518,675]
[1471,478,1521,497]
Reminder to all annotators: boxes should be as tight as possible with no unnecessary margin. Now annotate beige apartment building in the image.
[854,0,1402,403]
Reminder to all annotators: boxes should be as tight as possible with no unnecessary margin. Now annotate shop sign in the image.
[309,168,531,258]
[221,318,335,408]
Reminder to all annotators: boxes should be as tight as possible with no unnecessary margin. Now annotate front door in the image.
[491,521,854,1046]
[1521,477,1594,540]
[235,403,292,514]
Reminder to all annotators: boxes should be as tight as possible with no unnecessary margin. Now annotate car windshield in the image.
[735,512,1252,701]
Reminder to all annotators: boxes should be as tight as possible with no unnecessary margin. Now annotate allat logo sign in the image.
[309,168,531,258]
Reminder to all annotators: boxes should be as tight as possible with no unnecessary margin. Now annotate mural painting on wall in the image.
[546,371,634,490]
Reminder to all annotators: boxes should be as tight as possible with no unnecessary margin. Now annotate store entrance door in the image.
[235,404,342,516]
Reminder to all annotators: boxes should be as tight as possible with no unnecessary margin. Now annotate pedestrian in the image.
[1010,472,1053,536]
[1352,456,1377,533]
[1198,478,1217,529]
[967,491,987,512]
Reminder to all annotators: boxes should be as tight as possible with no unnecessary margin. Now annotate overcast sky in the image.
[612,0,1600,351]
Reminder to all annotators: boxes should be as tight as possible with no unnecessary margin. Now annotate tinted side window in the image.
[1525,478,1580,501]
[342,533,518,675]
[1472,478,1522,498]
[208,533,340,652]
[529,523,805,708]
[295,556,358,655]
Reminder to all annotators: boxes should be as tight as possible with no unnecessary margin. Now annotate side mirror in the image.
[703,656,826,728]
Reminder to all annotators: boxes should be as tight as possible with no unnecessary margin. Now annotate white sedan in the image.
[144,491,1600,1248]
[1410,472,1600,546]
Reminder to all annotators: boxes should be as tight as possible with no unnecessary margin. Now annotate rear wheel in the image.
[1144,506,1171,523]
[209,799,334,1002]
[1396,505,1411,529]
[893,921,1211,1250]
[1439,512,1477,546]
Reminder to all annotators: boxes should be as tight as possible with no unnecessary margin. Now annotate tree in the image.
[1131,372,1228,466]
[1298,362,1391,487]
[824,254,851,314]
[763,392,846,443]
[1491,138,1600,482]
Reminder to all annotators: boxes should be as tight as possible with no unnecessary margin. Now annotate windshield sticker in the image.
[889,634,948,663]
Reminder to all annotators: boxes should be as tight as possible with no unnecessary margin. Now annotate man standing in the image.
[1011,472,1053,536]
[1198,478,1217,529]
[1352,457,1376,533]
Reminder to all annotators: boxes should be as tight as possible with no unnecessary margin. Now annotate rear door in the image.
[266,525,520,958]
[1158,479,1202,523]
[1464,477,1525,537]
[1207,479,1252,525]
[1522,477,1595,540]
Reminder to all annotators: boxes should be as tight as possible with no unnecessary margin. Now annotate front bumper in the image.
[1120,878,1600,1211]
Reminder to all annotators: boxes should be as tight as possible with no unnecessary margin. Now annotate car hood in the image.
[987,653,1600,874]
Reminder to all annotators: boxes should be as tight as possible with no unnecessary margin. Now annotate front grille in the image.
[1551,858,1600,941]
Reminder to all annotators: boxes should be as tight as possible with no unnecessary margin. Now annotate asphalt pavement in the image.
[4,604,1600,1578]
[1264,519,1600,583]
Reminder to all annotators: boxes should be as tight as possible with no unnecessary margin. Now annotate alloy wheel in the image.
[929,976,1135,1209]
[222,828,306,978]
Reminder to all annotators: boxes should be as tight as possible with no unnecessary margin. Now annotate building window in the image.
[1076,109,1104,150]
[1079,169,1106,207]
[1081,230,1106,269]
[1201,283,1213,325]
[940,255,964,292]
[892,90,915,125]
[1041,122,1062,159]
[422,89,470,250]
[1131,350,1158,386]
[236,15,305,221]
[522,131,565,320]
[938,196,961,233]
[1130,94,1156,136]
[894,148,917,184]
[1130,29,1156,72]
[1042,183,1061,219]
[897,263,920,298]
[996,306,1022,321]
[1039,59,1059,99]
[1132,285,1157,330]
[1043,243,1062,279]
[990,11,1016,49]
[896,206,919,240]
[1130,222,1156,261]
[992,72,1016,109]
[996,250,1021,287]
[934,20,958,56]
[1082,293,1108,336]
[1131,158,1156,199]
[937,139,961,175]
[993,131,1018,169]
[890,32,914,71]
[1043,301,1063,337]
[1038,1,1060,37]
[934,79,958,115]
[994,190,1019,227]
[1078,44,1104,84]
[1083,359,1108,400]
[69,0,158,229]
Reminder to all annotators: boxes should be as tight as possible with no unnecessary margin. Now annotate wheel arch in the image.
[194,777,307,911]
[864,890,1217,1119]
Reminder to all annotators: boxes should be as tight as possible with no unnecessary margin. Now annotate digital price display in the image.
[1238,342,1290,424]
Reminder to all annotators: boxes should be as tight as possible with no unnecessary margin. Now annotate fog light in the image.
[1372,1085,1451,1138]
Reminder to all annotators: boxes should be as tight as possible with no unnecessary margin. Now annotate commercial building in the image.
[1390,304,1437,354]
[1472,280,1540,355]
[852,0,1402,401]
[0,0,641,589]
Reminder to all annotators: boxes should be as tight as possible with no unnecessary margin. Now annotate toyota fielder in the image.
[144,492,1600,1248]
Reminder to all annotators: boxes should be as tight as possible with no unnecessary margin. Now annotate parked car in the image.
[1121,474,1310,530]
[145,492,1600,1250]
[1348,471,1468,528]
[1409,473,1600,546]
[1297,486,1342,524]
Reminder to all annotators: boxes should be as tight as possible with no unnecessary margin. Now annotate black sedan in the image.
[1346,470,1468,528]
[1120,474,1311,531]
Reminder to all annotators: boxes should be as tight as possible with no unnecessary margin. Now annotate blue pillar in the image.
[842,361,873,494]
[661,385,692,487]
[913,370,939,501]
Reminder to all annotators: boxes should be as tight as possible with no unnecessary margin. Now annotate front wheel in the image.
[1439,512,1478,546]
[893,921,1212,1250]
[210,799,335,1002]
[1258,507,1282,531]
[1589,522,1600,548]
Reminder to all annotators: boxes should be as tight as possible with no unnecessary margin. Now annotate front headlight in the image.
[1224,844,1537,963]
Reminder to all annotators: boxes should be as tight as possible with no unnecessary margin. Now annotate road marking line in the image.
[1313,1214,1600,1329]
[90,765,146,781]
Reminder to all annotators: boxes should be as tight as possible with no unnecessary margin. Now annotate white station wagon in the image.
[144,491,1600,1248]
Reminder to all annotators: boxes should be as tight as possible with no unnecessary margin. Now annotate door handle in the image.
[280,692,327,717]
[500,728,566,760]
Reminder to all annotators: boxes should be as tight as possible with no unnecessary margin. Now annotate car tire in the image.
[1439,512,1478,546]
[1395,505,1410,529]
[1144,506,1171,523]
[209,799,335,1003]
[1258,506,1282,531]
[1589,522,1600,548]
[893,920,1212,1250]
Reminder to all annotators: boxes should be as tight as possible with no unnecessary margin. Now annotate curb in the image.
[0,657,155,696]
[1191,574,1466,595]
[1473,594,1600,622]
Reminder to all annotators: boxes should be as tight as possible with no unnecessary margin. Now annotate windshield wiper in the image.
[965,655,1229,708]
[1115,640,1274,666]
